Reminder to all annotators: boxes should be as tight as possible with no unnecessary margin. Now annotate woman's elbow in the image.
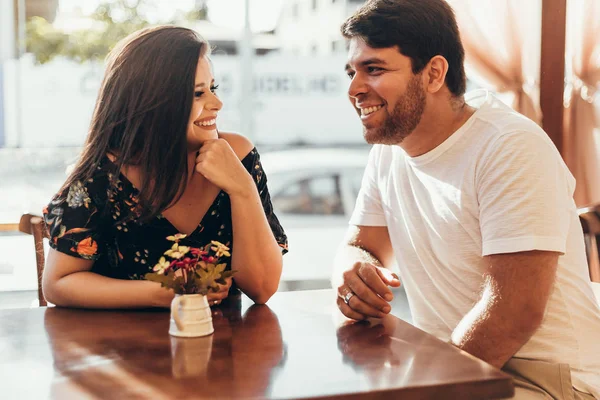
[245,273,280,304]
[42,280,60,306]
[251,267,282,304]
[253,281,279,304]
[42,277,70,307]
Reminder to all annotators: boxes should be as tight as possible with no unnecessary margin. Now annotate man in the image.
[332,0,600,398]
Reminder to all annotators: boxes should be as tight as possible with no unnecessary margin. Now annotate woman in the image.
[42,26,288,309]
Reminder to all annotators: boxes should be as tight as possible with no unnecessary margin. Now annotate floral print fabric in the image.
[43,148,288,280]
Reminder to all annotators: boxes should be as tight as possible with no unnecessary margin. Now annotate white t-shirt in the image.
[350,90,600,396]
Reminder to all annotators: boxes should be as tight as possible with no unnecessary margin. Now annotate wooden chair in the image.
[18,213,49,306]
[578,206,600,283]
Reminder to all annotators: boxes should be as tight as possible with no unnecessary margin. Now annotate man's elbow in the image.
[513,304,546,335]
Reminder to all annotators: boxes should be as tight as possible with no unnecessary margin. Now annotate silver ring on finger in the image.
[343,291,355,305]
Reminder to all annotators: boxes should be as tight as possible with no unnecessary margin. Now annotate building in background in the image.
[178,20,279,56]
[276,0,364,56]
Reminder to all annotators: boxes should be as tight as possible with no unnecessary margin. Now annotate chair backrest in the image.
[578,206,600,283]
[18,213,49,306]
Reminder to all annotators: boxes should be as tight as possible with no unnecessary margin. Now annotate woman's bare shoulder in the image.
[219,132,254,160]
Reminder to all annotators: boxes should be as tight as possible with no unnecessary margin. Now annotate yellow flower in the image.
[166,233,187,242]
[210,240,228,248]
[153,257,171,275]
[164,244,190,259]
[210,241,231,258]
[218,248,230,258]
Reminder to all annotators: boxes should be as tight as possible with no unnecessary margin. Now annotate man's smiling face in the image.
[345,38,426,145]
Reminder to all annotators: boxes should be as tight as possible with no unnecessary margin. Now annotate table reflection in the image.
[336,316,444,389]
[42,297,285,399]
[206,303,286,398]
[44,307,173,399]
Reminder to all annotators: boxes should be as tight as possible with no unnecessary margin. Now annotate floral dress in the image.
[43,148,288,281]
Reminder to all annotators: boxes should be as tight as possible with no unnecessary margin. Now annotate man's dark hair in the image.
[341,0,467,97]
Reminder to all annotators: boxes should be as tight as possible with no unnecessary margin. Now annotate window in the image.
[272,175,344,215]
[348,169,365,199]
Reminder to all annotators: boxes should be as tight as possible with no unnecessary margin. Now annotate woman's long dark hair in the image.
[62,26,209,221]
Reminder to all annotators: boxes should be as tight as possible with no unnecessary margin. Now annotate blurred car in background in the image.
[259,146,371,290]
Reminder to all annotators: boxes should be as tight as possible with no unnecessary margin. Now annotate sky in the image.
[57,0,284,32]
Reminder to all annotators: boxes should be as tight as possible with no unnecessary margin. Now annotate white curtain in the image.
[564,0,600,207]
[448,0,542,123]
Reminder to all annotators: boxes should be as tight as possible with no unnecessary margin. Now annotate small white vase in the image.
[169,294,214,337]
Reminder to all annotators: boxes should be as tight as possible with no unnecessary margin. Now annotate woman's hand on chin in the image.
[194,139,254,197]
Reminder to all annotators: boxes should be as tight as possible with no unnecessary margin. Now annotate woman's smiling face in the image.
[187,56,223,150]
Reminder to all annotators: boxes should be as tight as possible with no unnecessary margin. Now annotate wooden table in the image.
[0,289,514,399]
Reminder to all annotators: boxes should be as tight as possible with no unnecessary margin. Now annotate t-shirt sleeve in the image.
[349,146,387,227]
[43,179,108,260]
[477,130,575,256]
[243,148,289,255]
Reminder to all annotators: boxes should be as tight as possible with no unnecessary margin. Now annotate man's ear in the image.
[423,55,449,94]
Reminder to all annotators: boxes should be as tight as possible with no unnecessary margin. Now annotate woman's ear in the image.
[423,55,449,94]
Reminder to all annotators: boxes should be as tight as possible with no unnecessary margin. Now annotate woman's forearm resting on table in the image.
[228,185,283,304]
[43,271,173,309]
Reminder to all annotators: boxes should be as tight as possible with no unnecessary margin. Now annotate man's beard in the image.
[363,74,426,145]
